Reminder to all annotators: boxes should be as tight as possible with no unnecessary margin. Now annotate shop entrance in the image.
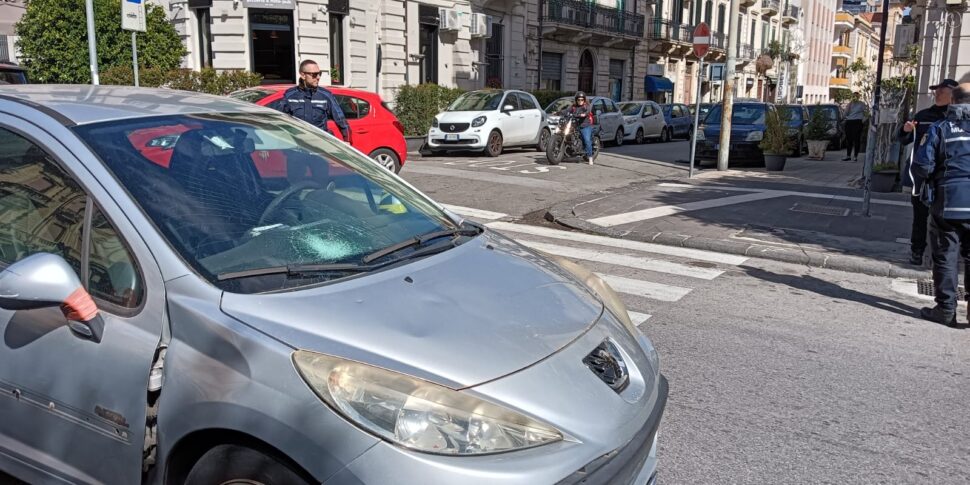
[249,9,295,84]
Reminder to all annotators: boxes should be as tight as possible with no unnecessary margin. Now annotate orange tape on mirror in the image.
[61,287,99,322]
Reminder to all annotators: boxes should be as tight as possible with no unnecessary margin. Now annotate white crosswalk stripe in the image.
[521,240,724,280]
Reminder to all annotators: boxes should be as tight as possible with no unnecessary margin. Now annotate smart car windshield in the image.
[74,113,462,293]
[619,103,643,116]
[704,104,766,125]
[448,91,504,111]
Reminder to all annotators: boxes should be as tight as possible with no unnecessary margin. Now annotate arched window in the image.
[578,50,595,93]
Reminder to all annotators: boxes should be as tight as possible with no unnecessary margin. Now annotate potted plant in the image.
[805,107,831,160]
[759,108,791,171]
[871,162,898,192]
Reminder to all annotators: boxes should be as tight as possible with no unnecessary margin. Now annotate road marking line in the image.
[598,274,692,302]
[487,221,748,265]
[628,311,652,326]
[589,192,784,226]
[658,183,910,207]
[440,204,508,221]
[406,165,574,191]
[523,240,724,280]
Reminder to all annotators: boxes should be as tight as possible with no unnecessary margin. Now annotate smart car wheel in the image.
[185,445,311,485]
[485,130,503,157]
[537,128,551,152]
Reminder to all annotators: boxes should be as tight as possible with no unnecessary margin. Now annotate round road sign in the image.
[693,22,711,58]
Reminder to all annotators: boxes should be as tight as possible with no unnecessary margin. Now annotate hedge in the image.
[394,84,465,137]
[101,67,263,95]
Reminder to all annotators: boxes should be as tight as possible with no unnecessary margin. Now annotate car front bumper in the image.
[324,312,667,485]
[698,139,764,163]
[427,127,489,150]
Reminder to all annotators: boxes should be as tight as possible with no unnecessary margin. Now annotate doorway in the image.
[249,9,295,84]
[418,5,439,84]
[579,50,594,93]
[609,59,624,102]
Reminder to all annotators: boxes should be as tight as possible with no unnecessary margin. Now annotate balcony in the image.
[647,18,693,44]
[832,44,852,59]
[830,76,851,89]
[782,5,799,24]
[835,11,854,32]
[541,0,645,39]
[711,31,726,52]
[740,0,756,6]
[761,0,780,16]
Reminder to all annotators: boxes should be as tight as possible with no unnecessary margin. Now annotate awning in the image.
[644,75,674,92]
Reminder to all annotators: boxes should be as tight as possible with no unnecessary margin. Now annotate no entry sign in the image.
[693,22,711,58]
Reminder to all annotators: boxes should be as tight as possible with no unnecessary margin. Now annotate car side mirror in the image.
[0,253,104,343]
[502,105,515,113]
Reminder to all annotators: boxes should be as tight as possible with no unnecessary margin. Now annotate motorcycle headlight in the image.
[431,118,439,128]
[746,131,764,142]
[294,351,563,455]
[472,116,487,128]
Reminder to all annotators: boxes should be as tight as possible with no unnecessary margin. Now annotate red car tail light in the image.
[393,120,405,135]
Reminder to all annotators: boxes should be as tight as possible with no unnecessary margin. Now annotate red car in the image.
[229,85,407,173]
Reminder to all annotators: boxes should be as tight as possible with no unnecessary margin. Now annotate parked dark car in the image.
[777,104,809,156]
[660,103,694,140]
[806,104,844,149]
[0,62,27,85]
[697,102,775,165]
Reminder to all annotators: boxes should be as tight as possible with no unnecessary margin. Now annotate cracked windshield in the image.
[73,113,457,292]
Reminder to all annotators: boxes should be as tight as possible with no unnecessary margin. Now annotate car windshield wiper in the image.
[216,263,372,282]
[361,226,481,264]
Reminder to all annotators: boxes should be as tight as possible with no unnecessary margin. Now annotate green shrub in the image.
[101,67,263,95]
[759,108,791,155]
[529,90,572,111]
[15,0,185,83]
[805,106,831,141]
[394,84,465,137]
[101,65,172,88]
[873,162,898,172]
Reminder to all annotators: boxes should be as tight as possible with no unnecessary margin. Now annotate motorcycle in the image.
[545,112,601,165]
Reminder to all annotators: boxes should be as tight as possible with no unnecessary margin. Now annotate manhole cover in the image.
[917,278,966,299]
[789,203,850,217]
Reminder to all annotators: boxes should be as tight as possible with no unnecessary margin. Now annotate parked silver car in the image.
[0,85,667,485]
[618,101,667,144]
[544,96,625,147]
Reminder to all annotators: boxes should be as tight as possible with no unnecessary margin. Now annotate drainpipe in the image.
[630,0,638,100]
[538,0,544,90]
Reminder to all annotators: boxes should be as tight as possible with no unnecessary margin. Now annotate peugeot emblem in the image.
[450,125,456,131]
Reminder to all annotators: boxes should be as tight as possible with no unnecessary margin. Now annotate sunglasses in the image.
[302,71,322,78]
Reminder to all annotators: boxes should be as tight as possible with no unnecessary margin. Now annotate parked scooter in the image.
[545,112,601,165]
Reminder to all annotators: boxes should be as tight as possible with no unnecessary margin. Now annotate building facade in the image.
[908,0,970,111]
[797,0,836,104]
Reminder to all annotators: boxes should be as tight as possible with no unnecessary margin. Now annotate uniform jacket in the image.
[275,84,351,140]
[913,104,970,219]
[899,104,948,189]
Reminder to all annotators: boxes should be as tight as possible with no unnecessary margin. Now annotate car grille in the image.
[583,340,630,393]
[440,123,469,133]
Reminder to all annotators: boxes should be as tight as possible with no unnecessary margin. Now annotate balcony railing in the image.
[762,0,780,15]
[782,5,799,23]
[711,31,726,51]
[542,0,645,38]
[737,43,755,60]
[647,18,692,43]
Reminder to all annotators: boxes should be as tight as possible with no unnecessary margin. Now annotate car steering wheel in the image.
[257,180,323,227]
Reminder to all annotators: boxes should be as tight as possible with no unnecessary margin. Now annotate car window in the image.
[594,99,607,113]
[673,106,684,117]
[517,93,538,110]
[74,113,459,294]
[448,91,504,111]
[704,104,766,125]
[619,103,641,116]
[503,93,520,110]
[335,95,371,120]
[0,128,143,308]
[605,101,618,113]
[779,107,802,122]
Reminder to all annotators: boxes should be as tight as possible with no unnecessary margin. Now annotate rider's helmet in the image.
[574,91,586,103]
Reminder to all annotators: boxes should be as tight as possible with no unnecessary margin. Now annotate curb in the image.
[544,201,928,280]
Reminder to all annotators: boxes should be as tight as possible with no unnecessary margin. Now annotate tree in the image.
[16,0,186,84]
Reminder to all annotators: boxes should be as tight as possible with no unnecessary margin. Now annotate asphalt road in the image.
[404,142,970,484]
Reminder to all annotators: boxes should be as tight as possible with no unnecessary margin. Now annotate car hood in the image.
[220,230,604,389]
[435,111,490,124]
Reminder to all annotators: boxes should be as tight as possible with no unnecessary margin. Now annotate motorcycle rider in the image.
[559,92,595,164]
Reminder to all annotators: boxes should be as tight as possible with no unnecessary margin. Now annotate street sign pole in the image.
[690,22,712,178]
[86,0,99,84]
[718,0,741,171]
[132,32,139,87]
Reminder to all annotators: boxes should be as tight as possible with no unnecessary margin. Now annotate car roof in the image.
[0,84,273,126]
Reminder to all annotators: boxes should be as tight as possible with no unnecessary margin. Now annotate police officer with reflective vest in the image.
[912,82,970,327]
[275,60,352,143]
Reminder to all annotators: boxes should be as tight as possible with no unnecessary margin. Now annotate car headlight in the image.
[472,116,487,128]
[624,116,637,124]
[293,351,563,455]
[827,128,836,135]
[696,129,705,141]
[432,118,439,128]
[746,131,764,142]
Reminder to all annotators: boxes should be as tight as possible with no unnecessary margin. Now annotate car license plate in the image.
[445,134,459,141]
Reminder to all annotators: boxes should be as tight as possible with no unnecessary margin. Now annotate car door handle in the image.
[356,130,370,134]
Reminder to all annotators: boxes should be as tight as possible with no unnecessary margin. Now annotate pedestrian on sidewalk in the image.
[899,79,957,265]
[911,82,970,327]
[843,93,868,162]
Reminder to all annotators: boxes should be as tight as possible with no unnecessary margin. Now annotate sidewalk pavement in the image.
[546,154,929,279]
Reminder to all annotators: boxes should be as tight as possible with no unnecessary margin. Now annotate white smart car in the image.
[427,89,545,157]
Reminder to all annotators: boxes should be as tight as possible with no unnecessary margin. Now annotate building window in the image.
[540,52,563,90]
[761,20,768,49]
[750,19,756,47]
[704,0,712,26]
[609,59,625,102]
[485,23,504,88]
[249,9,295,84]
[196,8,213,69]
[329,13,345,84]
[418,5,439,84]
[717,5,726,34]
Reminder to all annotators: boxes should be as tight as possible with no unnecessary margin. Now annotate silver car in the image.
[617,101,667,144]
[544,96,625,147]
[0,85,666,485]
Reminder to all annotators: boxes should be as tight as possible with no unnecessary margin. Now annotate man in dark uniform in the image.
[912,82,970,326]
[899,78,957,265]
[275,59,352,143]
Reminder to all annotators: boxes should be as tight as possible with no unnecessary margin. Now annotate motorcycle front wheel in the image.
[546,134,566,165]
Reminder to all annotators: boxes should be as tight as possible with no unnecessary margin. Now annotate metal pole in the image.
[689,56,705,178]
[718,0,740,171]
[132,32,139,87]
[85,0,99,84]
[862,0,892,216]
